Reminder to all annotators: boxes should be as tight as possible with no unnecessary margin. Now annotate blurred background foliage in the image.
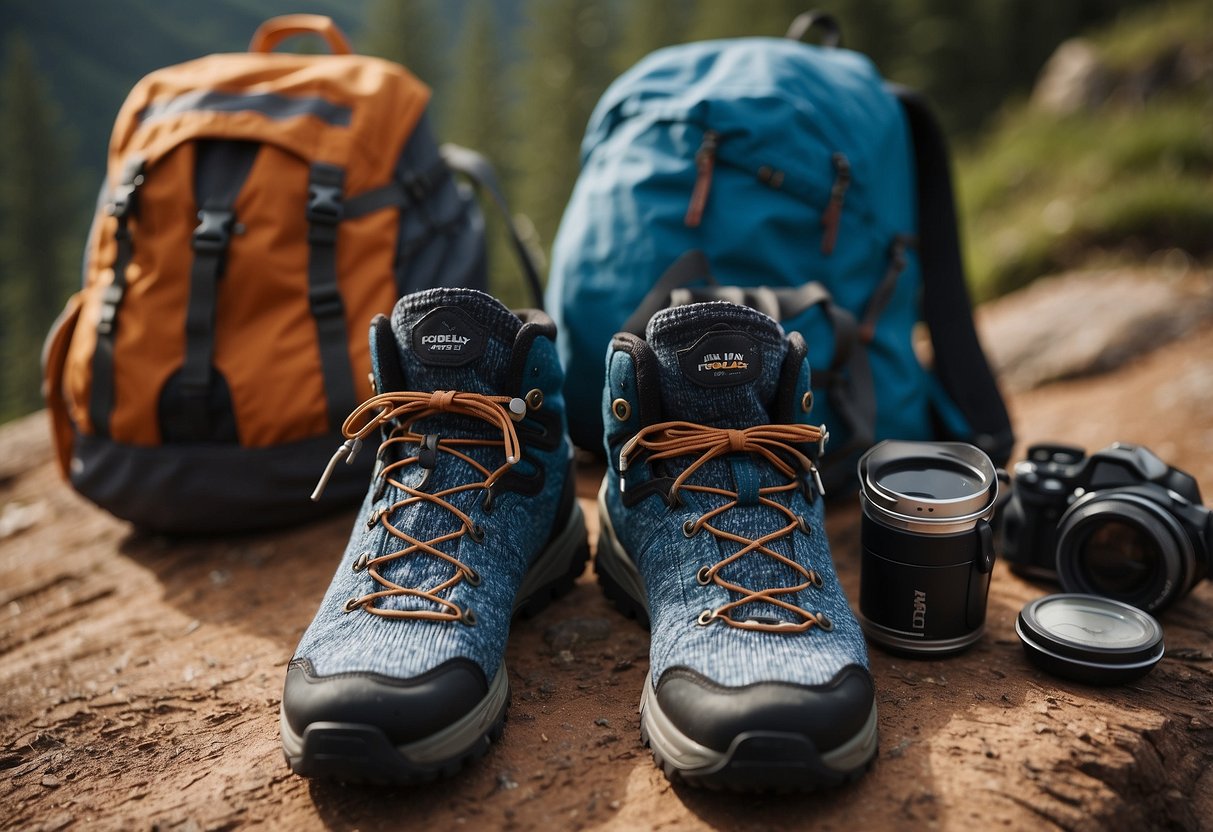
[0,0,1209,421]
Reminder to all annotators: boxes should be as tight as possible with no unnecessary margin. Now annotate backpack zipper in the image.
[820,152,851,254]
[684,130,719,228]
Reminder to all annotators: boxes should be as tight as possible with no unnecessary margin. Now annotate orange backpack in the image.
[42,15,540,533]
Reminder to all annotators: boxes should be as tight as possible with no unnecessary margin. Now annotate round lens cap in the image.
[1016,594,1164,685]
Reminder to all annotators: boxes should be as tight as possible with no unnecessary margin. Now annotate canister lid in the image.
[858,440,999,534]
[1016,594,1164,685]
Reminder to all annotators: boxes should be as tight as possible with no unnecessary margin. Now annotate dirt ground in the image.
[2,316,1212,831]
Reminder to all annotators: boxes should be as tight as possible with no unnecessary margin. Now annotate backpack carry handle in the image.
[785,11,842,47]
[249,15,353,55]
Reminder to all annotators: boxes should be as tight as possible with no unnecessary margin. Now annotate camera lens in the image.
[1075,520,1162,598]
[1056,492,1196,613]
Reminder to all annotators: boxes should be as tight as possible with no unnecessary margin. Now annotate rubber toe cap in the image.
[282,657,488,745]
[655,663,875,753]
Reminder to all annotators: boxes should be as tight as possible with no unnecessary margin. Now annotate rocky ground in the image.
[2,269,1211,831]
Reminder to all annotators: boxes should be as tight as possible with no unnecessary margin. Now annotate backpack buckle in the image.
[306,183,344,225]
[108,183,138,220]
[107,158,146,221]
[308,283,344,318]
[306,163,345,245]
[192,208,235,253]
[96,284,125,336]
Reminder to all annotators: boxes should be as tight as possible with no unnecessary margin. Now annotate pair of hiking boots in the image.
[280,288,877,792]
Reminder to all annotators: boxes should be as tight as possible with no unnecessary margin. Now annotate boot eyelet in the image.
[695,566,712,585]
[468,523,486,544]
[810,571,824,589]
[801,391,814,413]
[464,567,481,587]
[351,552,370,573]
[611,398,631,421]
[461,606,478,626]
[525,388,544,410]
[682,519,698,538]
[366,508,386,530]
[343,597,364,613]
[696,609,717,626]
[797,515,812,535]
[815,612,834,632]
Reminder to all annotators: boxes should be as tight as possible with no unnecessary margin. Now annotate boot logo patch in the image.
[412,307,487,367]
[678,331,762,387]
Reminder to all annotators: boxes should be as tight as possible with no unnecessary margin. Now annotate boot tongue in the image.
[646,302,787,427]
[372,288,522,617]
[391,288,521,395]
[648,302,802,625]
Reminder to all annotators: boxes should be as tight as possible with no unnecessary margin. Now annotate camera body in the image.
[1002,443,1212,612]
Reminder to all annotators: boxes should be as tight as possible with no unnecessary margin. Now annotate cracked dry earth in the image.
[2,299,1212,831]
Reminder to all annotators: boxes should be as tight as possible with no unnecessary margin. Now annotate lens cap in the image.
[1016,594,1164,685]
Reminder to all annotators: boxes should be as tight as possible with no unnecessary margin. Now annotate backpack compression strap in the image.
[171,141,261,441]
[893,86,1015,466]
[306,162,359,433]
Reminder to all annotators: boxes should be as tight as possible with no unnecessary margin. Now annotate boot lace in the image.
[619,420,831,633]
[313,389,531,624]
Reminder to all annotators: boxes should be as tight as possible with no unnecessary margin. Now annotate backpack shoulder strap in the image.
[439,144,546,310]
[893,85,1015,465]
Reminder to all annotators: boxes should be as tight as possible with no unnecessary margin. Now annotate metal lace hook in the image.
[310,438,364,501]
[618,433,642,473]
[811,463,826,499]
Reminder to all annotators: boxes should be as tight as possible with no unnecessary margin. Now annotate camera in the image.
[1001,442,1212,613]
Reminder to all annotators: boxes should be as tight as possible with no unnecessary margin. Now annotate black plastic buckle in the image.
[306,182,342,246]
[308,283,344,318]
[193,208,235,253]
[306,183,344,225]
[96,284,125,336]
[108,183,138,220]
[107,160,146,220]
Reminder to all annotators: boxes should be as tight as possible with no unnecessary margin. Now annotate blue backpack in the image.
[546,15,1013,487]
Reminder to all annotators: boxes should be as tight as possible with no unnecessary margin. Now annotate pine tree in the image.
[511,0,617,263]
[689,0,805,40]
[0,34,80,421]
[362,0,449,122]
[613,0,692,74]
[444,4,535,307]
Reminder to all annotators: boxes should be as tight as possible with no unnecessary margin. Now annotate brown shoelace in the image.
[313,389,530,623]
[620,420,832,633]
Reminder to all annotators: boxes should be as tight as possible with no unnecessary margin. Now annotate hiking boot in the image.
[595,301,877,792]
[281,288,589,784]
